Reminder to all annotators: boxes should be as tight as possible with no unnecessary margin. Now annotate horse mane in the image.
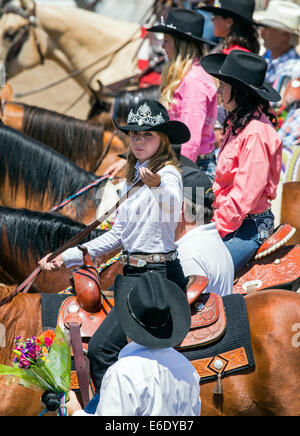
[0,125,99,219]
[0,207,106,263]
[21,103,105,172]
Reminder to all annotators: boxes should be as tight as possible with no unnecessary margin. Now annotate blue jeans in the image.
[223,209,274,274]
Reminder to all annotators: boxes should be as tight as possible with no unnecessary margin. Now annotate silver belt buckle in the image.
[152,253,162,263]
[137,258,147,267]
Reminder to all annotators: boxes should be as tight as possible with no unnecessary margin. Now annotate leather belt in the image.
[197,151,215,160]
[246,208,271,218]
[120,250,178,268]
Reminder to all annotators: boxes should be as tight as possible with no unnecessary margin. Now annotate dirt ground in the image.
[8,59,92,120]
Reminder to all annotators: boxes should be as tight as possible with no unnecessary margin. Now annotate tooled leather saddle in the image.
[57,246,114,407]
[234,224,300,294]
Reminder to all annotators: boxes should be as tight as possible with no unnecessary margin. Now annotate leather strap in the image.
[68,321,90,408]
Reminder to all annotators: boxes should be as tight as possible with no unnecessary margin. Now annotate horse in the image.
[0,99,129,176]
[0,0,143,93]
[0,205,298,297]
[0,286,299,415]
[0,206,121,293]
[0,0,164,120]
[0,124,103,224]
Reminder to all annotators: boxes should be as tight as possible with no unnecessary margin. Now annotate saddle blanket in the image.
[179,294,255,383]
[41,293,71,330]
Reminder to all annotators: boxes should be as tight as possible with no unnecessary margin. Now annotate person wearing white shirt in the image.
[66,272,200,416]
[39,99,191,393]
[176,166,234,296]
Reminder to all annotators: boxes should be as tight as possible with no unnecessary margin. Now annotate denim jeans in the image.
[223,209,274,274]
[87,259,188,393]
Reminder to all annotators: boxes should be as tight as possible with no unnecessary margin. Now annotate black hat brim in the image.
[200,6,263,26]
[113,116,191,144]
[201,53,281,102]
[114,274,191,349]
[147,24,217,47]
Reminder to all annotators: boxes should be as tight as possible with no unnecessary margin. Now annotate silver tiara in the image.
[127,103,166,127]
[160,15,177,30]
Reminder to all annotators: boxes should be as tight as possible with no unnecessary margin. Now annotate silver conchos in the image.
[153,254,162,263]
[127,102,166,127]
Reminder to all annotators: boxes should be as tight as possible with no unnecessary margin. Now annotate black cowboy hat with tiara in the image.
[114,272,191,349]
[113,99,191,144]
[200,50,281,102]
[147,8,217,47]
[200,0,261,26]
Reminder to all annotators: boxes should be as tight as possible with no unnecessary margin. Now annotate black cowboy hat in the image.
[114,272,191,349]
[113,99,191,144]
[182,166,213,205]
[200,50,281,102]
[147,8,216,47]
[200,0,260,26]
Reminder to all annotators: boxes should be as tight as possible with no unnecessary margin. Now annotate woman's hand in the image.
[104,159,127,177]
[67,390,83,416]
[139,167,161,188]
[39,253,65,272]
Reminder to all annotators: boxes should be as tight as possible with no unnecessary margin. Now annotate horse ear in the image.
[20,0,35,15]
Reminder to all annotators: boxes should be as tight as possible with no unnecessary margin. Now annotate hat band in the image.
[127,291,170,330]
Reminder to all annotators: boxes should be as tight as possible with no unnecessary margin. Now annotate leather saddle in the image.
[57,246,114,407]
[234,224,300,294]
[176,293,226,349]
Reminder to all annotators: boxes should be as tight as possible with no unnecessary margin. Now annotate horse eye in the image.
[4,30,18,41]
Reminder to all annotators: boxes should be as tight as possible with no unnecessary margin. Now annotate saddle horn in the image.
[71,246,102,313]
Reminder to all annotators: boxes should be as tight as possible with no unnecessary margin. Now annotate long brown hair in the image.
[126,132,180,183]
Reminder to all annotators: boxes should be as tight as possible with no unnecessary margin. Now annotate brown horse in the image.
[0,286,299,416]
[0,206,298,295]
[0,97,128,177]
[0,207,121,293]
[0,124,103,224]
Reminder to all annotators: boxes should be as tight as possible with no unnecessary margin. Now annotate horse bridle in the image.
[1,2,44,65]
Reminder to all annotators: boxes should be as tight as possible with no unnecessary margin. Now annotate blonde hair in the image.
[126,132,180,183]
[160,36,206,109]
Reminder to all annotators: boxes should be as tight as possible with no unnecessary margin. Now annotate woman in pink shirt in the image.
[148,8,218,179]
[201,50,282,273]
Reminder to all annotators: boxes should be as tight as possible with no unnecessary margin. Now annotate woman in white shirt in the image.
[39,99,191,391]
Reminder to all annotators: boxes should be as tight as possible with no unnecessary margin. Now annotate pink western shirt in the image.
[168,60,217,162]
[213,113,282,239]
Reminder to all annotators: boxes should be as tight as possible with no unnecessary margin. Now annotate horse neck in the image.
[36,5,141,91]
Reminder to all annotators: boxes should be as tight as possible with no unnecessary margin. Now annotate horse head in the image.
[0,0,45,78]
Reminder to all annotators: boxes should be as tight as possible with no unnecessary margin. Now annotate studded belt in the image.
[246,208,271,218]
[120,250,178,268]
[197,151,215,161]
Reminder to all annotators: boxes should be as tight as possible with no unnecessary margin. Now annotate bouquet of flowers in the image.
[0,325,71,416]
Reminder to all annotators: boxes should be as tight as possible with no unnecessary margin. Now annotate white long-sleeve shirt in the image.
[73,341,201,416]
[62,162,183,268]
